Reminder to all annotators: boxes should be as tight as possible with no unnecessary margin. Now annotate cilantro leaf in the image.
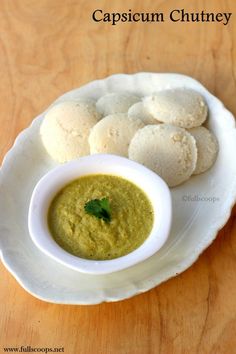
[84,198,111,223]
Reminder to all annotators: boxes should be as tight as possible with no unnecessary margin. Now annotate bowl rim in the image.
[28,154,172,274]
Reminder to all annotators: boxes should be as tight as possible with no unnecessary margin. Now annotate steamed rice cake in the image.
[128,102,159,125]
[128,124,198,187]
[96,93,140,116]
[40,100,101,163]
[188,126,218,175]
[89,113,144,157]
[144,88,208,128]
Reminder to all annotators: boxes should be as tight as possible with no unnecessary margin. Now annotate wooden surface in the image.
[0,1,236,353]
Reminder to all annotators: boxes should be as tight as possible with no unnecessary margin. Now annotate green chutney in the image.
[48,174,154,260]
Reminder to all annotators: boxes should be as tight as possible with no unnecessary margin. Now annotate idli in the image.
[144,88,208,128]
[40,100,101,163]
[188,126,218,175]
[96,93,140,116]
[89,113,145,157]
[128,124,197,187]
[128,102,159,125]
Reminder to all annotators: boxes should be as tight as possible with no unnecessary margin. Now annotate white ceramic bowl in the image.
[28,154,172,274]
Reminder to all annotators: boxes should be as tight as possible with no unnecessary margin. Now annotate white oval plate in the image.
[0,73,236,304]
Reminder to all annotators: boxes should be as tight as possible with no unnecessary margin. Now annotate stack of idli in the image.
[129,88,218,186]
[40,89,218,187]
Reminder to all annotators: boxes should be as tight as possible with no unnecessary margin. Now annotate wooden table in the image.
[0,1,235,353]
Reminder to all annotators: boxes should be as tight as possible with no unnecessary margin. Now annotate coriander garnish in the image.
[84,197,111,223]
